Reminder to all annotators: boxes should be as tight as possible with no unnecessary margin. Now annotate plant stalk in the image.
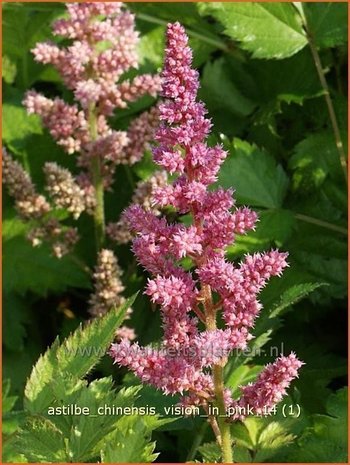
[88,104,105,251]
[294,212,347,235]
[203,285,233,463]
[300,14,347,182]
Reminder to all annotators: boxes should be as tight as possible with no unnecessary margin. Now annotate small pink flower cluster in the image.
[31,3,160,113]
[107,170,168,244]
[110,23,302,415]
[23,2,161,191]
[230,353,304,418]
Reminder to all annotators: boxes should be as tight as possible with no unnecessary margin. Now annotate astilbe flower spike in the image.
[24,2,161,189]
[8,2,164,289]
[109,23,303,460]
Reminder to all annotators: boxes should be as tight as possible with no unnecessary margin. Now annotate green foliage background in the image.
[2,2,348,463]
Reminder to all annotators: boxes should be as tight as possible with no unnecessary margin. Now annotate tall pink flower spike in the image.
[110,22,303,418]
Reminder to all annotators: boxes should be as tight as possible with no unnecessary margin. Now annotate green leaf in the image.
[135,382,194,431]
[2,3,63,87]
[296,350,347,414]
[227,279,323,373]
[226,365,263,397]
[248,48,322,106]
[2,55,17,84]
[304,3,348,49]
[138,26,165,67]
[227,209,296,258]
[268,282,328,318]
[14,417,66,463]
[198,441,221,462]
[3,379,18,414]
[54,379,141,462]
[198,2,307,59]
[17,375,144,463]
[289,233,347,300]
[133,151,159,181]
[254,421,295,462]
[100,415,163,463]
[234,397,308,463]
[289,131,348,188]
[24,296,136,413]
[286,388,347,462]
[218,138,289,208]
[2,101,43,154]
[3,293,29,352]
[200,58,256,118]
[3,217,90,296]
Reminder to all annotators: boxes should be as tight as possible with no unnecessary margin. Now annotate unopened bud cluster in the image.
[3,148,78,258]
[89,249,129,317]
[44,162,86,219]
[3,148,50,219]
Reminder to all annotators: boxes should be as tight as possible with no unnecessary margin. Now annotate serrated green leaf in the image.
[24,296,136,413]
[227,278,322,373]
[198,2,307,59]
[254,421,295,462]
[235,398,308,463]
[100,415,161,463]
[198,441,221,463]
[23,338,60,414]
[230,422,254,450]
[290,234,347,300]
[14,417,66,463]
[132,382,191,431]
[269,282,327,318]
[248,48,322,106]
[304,3,348,49]
[286,388,347,462]
[218,138,289,208]
[63,380,142,462]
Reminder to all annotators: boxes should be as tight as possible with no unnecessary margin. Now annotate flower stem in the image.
[294,212,347,235]
[202,285,233,463]
[299,9,347,182]
[213,365,233,463]
[88,104,105,251]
